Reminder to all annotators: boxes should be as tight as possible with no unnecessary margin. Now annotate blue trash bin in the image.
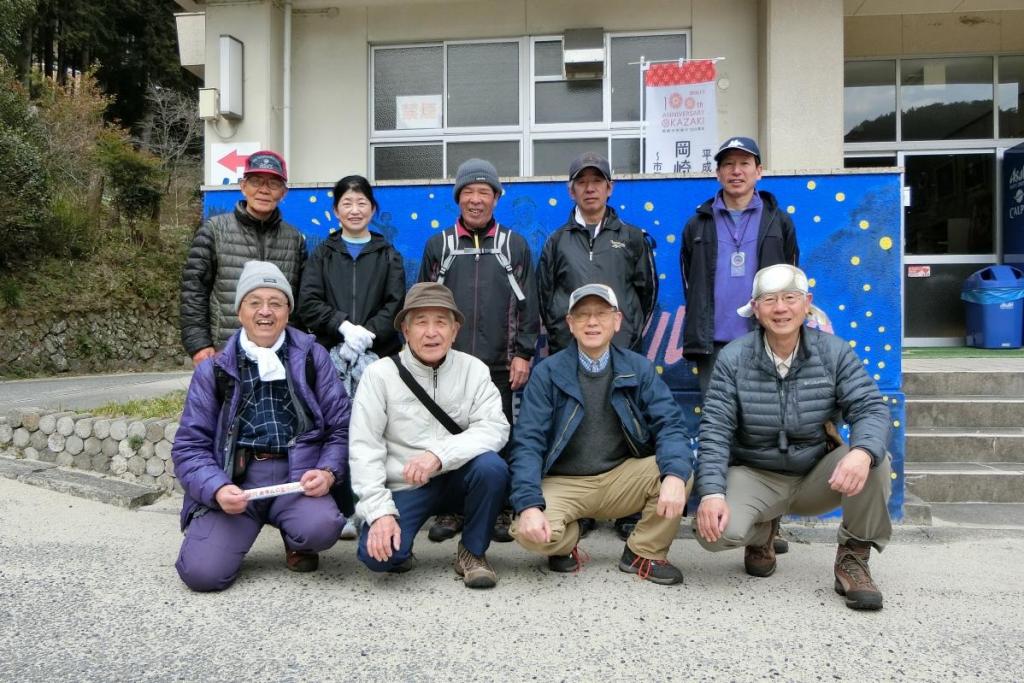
[961,265,1024,348]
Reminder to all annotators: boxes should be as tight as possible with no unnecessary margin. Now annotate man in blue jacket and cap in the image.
[509,284,694,585]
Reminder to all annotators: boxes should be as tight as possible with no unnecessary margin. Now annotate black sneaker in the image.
[547,545,590,573]
[618,545,683,586]
[428,513,463,542]
[577,517,597,539]
[492,509,514,543]
[614,513,640,541]
[387,554,417,574]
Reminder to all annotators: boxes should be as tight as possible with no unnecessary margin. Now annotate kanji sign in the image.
[644,60,718,175]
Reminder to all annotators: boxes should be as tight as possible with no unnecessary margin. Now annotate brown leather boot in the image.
[834,540,883,610]
[744,517,779,577]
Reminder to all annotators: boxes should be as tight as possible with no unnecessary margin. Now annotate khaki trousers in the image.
[694,446,892,552]
[511,456,691,560]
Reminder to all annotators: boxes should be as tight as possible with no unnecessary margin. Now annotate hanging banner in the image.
[643,60,718,174]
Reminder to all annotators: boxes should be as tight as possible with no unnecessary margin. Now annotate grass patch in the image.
[92,390,187,419]
[903,346,1024,358]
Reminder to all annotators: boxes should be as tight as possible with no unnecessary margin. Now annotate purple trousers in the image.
[175,457,344,592]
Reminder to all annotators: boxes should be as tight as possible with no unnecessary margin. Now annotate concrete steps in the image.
[903,366,1024,505]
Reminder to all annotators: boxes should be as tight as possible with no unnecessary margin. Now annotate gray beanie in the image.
[453,158,503,201]
[234,260,294,312]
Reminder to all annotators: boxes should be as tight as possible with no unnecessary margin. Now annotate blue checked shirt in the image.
[577,347,611,374]
[235,345,298,454]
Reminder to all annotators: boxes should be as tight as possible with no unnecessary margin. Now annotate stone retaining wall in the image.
[0,408,182,493]
[0,307,187,377]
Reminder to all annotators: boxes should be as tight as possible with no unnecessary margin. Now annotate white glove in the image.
[339,320,376,353]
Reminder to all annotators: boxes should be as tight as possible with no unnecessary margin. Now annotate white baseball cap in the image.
[737,264,809,318]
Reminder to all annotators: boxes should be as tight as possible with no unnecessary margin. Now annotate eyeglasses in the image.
[243,297,288,311]
[756,292,805,307]
[570,308,617,323]
[339,199,372,210]
[243,175,286,191]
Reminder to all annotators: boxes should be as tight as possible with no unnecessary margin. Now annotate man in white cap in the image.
[694,264,892,610]
[172,261,349,591]
[509,283,694,585]
[417,158,537,544]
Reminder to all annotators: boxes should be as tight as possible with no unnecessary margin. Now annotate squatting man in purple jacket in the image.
[172,261,350,591]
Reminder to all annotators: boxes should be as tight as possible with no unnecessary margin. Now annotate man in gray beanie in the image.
[417,158,538,544]
[171,260,350,591]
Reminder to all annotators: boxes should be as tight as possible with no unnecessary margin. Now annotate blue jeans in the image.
[357,451,508,572]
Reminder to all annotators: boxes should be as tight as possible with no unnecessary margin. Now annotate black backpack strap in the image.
[214,365,234,405]
[389,355,463,435]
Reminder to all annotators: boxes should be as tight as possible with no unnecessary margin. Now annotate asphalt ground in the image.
[0,371,192,414]
[2,477,1023,682]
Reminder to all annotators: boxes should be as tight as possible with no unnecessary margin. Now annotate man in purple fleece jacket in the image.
[172,261,350,592]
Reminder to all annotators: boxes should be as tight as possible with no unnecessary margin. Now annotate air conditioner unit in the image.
[563,28,604,80]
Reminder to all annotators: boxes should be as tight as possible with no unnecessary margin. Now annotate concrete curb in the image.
[0,455,162,509]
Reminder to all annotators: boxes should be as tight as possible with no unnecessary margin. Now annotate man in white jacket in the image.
[349,282,510,588]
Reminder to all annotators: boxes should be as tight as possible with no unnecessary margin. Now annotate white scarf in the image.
[238,329,287,381]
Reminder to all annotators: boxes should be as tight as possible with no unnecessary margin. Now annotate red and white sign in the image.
[907,265,931,278]
[396,95,443,130]
[644,60,718,174]
[210,141,262,184]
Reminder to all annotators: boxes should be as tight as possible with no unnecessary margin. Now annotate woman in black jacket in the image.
[298,175,406,360]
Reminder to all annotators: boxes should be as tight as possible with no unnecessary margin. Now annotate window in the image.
[901,57,993,141]
[844,60,896,143]
[369,31,688,181]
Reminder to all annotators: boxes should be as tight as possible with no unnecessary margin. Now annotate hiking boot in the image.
[577,517,597,539]
[547,545,591,574]
[834,540,883,610]
[387,554,417,574]
[285,550,319,573]
[492,509,514,543]
[454,542,497,588]
[618,545,684,585]
[744,517,780,577]
[614,513,640,541]
[773,531,790,554]
[428,513,463,542]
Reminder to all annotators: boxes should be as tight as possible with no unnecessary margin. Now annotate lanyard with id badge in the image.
[727,210,754,277]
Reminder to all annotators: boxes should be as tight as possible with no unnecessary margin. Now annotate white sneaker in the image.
[339,518,358,540]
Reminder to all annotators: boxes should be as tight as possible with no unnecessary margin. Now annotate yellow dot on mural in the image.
[808,278,816,288]
[654,220,661,226]
[659,273,666,280]
[879,236,893,251]
[893,420,900,428]
[431,219,440,229]
[835,192,846,202]
[619,204,627,211]
[813,216,821,223]
[874,374,881,381]
[308,196,317,203]
[327,191,334,198]
[851,256,861,266]
[644,201,654,212]
[838,304,846,311]
[410,212,418,220]
[863,359,869,365]
[865,346,872,352]
[656,365,664,374]
[851,321,858,328]
[807,180,817,190]
[548,198,558,206]
[328,227,335,235]
[859,219,869,230]
[666,234,676,244]
[865,311,873,318]
[890,472,897,480]
[787,205,796,214]
[891,398,899,405]
[863,283,872,292]
[878,326,886,333]
[849,340,857,348]
[878,361,886,369]
[691,366,699,375]
[884,344,892,351]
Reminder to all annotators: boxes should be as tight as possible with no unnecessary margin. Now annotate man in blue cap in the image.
[680,136,799,554]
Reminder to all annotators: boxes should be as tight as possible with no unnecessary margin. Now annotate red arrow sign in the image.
[217,149,251,172]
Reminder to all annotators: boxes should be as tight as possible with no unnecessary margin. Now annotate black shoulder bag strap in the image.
[389,355,464,435]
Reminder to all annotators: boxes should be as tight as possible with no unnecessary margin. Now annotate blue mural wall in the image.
[205,170,906,517]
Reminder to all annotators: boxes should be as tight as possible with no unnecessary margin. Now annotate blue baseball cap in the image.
[714,137,761,165]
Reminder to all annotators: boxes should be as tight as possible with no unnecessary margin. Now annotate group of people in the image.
[171,139,892,611]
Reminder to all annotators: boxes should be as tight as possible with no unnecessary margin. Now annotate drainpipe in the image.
[283,0,292,164]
